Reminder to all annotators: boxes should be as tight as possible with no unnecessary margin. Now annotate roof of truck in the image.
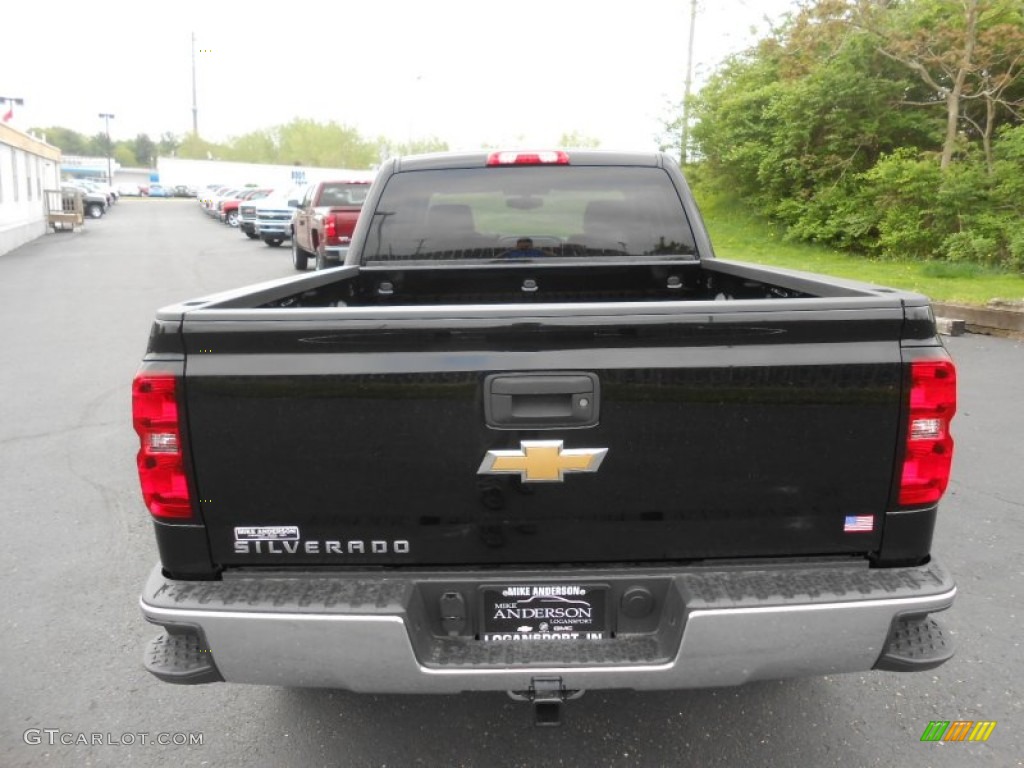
[393,149,669,172]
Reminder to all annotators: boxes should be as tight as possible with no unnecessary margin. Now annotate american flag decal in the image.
[844,515,874,533]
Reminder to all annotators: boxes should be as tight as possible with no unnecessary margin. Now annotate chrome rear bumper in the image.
[140,561,955,692]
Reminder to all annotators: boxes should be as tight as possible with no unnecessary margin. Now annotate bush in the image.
[853,151,942,259]
[1007,230,1024,272]
[941,232,999,264]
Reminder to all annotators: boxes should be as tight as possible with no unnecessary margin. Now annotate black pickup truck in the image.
[134,150,957,725]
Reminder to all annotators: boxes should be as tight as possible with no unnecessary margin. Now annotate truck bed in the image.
[146,259,938,572]
[192,258,917,310]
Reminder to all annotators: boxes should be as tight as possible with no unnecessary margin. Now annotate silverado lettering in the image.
[232,539,411,555]
[134,149,958,726]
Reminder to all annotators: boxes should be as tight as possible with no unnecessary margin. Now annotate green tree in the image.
[90,132,113,159]
[558,131,601,148]
[992,124,1024,267]
[687,46,785,205]
[132,134,157,167]
[29,126,91,155]
[114,145,138,168]
[177,133,228,160]
[853,0,1024,170]
[158,132,180,157]
[682,0,1024,268]
[276,118,379,168]
[223,129,279,164]
[376,136,450,161]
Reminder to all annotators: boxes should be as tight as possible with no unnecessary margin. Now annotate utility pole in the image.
[98,112,115,183]
[191,32,199,136]
[681,0,698,164]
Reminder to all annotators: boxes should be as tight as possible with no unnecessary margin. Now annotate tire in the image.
[291,238,309,271]
[245,231,259,240]
[226,210,239,227]
[87,202,104,219]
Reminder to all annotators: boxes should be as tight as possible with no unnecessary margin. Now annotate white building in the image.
[155,157,376,191]
[0,124,62,257]
[61,154,120,183]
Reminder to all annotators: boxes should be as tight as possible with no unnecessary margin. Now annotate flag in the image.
[2,107,12,123]
[843,515,874,533]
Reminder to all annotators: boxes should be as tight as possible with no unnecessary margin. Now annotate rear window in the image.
[362,166,696,263]
[321,183,369,206]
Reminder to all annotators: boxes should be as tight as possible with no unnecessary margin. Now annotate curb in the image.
[932,302,1024,339]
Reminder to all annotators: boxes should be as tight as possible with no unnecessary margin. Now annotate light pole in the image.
[191,32,199,136]
[681,0,697,165]
[98,112,115,183]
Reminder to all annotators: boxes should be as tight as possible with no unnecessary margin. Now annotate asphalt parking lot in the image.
[0,199,1021,767]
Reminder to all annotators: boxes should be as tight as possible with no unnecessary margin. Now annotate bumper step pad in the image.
[875,615,954,672]
[144,630,224,685]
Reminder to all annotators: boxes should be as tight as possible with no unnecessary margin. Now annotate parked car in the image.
[148,185,172,198]
[89,180,120,203]
[71,180,116,207]
[291,179,372,270]
[254,186,307,246]
[197,184,229,210]
[61,183,107,219]
[220,188,272,227]
[211,188,246,220]
[118,183,142,197]
[173,185,196,198]
[239,189,288,239]
[203,187,242,217]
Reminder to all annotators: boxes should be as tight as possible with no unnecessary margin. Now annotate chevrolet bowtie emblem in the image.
[478,440,608,483]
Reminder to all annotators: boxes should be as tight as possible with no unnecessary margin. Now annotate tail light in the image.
[132,374,193,519]
[487,150,570,166]
[898,359,956,506]
[324,214,352,245]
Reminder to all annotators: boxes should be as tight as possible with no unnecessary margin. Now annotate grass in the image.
[697,194,1024,306]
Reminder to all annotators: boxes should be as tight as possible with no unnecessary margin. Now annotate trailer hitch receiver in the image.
[508,677,584,727]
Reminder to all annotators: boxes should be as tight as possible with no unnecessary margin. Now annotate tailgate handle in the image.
[484,373,599,430]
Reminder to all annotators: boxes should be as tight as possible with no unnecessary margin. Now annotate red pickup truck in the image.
[290,179,371,270]
[220,188,272,227]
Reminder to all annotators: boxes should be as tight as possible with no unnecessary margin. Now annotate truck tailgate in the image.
[181,301,906,567]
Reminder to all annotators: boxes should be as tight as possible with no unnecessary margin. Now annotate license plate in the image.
[481,584,607,641]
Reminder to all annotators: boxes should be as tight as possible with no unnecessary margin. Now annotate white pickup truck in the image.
[252,185,307,247]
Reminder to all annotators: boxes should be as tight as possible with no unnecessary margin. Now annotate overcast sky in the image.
[3,0,796,153]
